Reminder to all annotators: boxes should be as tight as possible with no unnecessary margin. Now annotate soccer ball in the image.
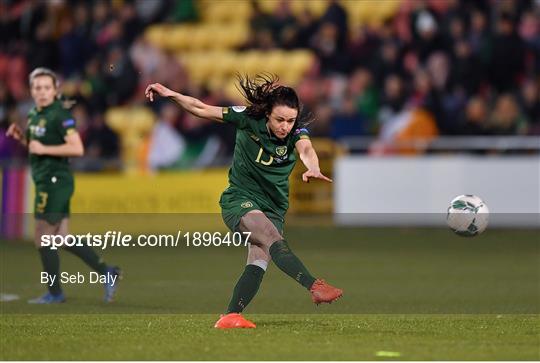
[446,195,489,236]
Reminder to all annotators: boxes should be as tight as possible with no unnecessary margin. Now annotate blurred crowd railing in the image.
[341,136,540,154]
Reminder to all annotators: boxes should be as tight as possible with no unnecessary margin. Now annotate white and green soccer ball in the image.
[446,195,489,236]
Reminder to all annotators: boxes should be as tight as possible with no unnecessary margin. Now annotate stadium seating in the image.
[144,0,400,92]
[105,106,155,172]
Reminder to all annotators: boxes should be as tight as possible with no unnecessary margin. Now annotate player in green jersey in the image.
[6,68,121,304]
[146,74,343,328]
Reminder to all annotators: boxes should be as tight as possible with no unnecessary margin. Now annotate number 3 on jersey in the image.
[36,192,48,213]
[255,147,273,165]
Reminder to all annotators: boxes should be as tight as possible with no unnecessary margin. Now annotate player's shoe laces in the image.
[28,292,66,304]
[214,313,256,329]
[310,279,343,304]
[104,266,122,303]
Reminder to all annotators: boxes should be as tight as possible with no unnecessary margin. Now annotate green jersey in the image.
[221,106,310,217]
[26,99,77,184]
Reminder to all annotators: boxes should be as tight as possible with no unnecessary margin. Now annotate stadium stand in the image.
[1,0,538,171]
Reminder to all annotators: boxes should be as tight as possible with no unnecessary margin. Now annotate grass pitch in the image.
[1,226,539,360]
[2,314,538,360]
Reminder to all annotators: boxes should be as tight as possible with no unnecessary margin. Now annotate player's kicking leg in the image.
[239,211,343,305]
[214,243,268,329]
[215,210,342,328]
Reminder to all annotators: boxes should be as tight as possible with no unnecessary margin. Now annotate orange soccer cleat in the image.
[310,279,343,304]
[214,313,256,329]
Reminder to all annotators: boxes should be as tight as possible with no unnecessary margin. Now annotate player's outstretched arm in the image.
[5,123,28,146]
[295,138,332,183]
[28,132,84,157]
[145,83,223,122]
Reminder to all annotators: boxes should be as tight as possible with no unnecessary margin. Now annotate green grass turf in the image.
[1,226,539,359]
[1,314,538,360]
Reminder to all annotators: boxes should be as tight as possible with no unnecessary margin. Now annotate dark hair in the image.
[236,73,313,129]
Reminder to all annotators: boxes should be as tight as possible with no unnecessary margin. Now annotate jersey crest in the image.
[275,146,287,157]
[241,201,253,208]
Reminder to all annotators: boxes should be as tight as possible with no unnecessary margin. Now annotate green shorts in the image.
[34,173,74,225]
[219,187,284,234]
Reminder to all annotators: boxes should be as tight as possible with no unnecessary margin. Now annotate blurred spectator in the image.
[119,2,144,44]
[409,68,432,108]
[154,52,188,95]
[90,1,111,44]
[58,16,90,77]
[518,80,540,133]
[371,40,404,87]
[269,0,297,48]
[28,22,59,71]
[243,0,274,50]
[456,96,490,135]
[330,95,365,139]
[311,102,333,137]
[81,57,107,113]
[468,9,491,68]
[412,10,447,62]
[103,46,139,105]
[96,18,126,50]
[348,25,379,69]
[311,22,349,74]
[348,68,378,132]
[426,52,466,134]
[378,74,407,126]
[148,103,186,170]
[249,0,273,34]
[519,10,540,75]
[319,0,348,51]
[293,9,318,49]
[489,13,525,92]
[450,38,482,95]
[488,94,528,135]
[81,112,120,171]
[446,15,466,44]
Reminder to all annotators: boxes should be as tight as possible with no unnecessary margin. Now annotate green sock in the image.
[269,240,316,289]
[38,247,62,296]
[226,264,265,313]
[64,245,108,275]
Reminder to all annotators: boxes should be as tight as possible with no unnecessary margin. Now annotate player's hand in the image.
[6,123,23,141]
[145,83,174,102]
[28,140,47,155]
[302,169,333,183]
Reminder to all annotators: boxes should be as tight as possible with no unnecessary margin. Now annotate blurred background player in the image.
[145,75,343,329]
[5,67,120,304]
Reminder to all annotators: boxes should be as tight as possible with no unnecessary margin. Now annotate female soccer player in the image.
[145,74,343,328]
[6,68,120,304]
